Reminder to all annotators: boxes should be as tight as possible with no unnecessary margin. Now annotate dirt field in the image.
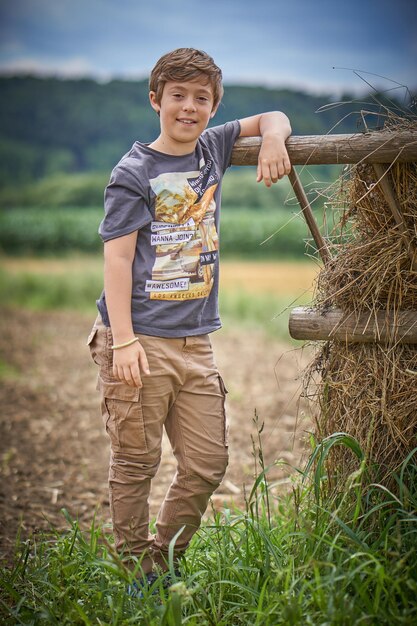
[0,307,313,562]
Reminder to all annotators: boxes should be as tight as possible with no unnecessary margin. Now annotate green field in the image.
[0,206,318,259]
[0,166,340,259]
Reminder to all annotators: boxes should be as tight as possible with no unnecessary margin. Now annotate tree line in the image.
[0,75,397,186]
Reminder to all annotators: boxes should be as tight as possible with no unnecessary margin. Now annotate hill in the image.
[0,76,388,185]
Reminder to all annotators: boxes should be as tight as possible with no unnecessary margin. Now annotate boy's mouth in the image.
[177,118,197,125]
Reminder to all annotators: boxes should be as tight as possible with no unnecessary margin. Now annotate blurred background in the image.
[0,0,416,292]
[0,0,415,320]
[0,0,416,549]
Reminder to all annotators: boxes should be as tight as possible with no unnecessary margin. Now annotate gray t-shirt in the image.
[97,120,241,338]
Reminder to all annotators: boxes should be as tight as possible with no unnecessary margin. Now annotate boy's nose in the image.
[182,98,196,112]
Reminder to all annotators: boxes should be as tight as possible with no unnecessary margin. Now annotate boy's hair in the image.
[149,48,223,109]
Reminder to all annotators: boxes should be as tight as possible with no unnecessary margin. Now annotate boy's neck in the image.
[148,135,197,156]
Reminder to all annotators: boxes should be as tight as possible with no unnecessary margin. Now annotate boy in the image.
[87,47,291,587]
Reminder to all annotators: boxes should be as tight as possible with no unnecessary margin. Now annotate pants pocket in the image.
[87,317,114,380]
[86,320,109,368]
[218,374,229,447]
[99,376,148,454]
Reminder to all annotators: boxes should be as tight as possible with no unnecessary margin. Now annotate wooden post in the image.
[288,168,331,265]
[289,307,417,344]
[231,130,417,166]
[373,163,417,271]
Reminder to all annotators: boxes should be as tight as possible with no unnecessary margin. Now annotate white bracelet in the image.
[111,337,139,350]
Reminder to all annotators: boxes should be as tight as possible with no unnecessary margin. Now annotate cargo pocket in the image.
[87,320,114,381]
[87,325,103,366]
[99,377,148,454]
[218,374,229,447]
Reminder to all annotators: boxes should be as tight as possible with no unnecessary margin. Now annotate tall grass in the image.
[1,433,416,625]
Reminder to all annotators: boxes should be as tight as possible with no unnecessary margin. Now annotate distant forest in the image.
[0,75,406,186]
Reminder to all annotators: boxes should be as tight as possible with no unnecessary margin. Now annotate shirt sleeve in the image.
[201,120,241,173]
[99,161,153,242]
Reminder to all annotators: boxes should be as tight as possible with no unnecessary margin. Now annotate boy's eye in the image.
[197,97,209,103]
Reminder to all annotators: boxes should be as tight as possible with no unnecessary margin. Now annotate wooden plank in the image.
[288,307,417,343]
[231,130,417,166]
[288,168,331,265]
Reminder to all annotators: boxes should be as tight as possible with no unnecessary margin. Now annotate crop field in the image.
[1,255,317,296]
[220,259,318,295]
[0,255,317,339]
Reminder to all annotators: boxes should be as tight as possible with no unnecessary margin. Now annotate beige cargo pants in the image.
[87,315,229,573]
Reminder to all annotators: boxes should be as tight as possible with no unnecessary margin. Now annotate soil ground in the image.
[0,308,313,562]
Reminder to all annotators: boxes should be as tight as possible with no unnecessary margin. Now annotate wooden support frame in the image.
[230,129,417,344]
[288,168,331,265]
[231,130,417,268]
[289,307,417,344]
[373,163,417,271]
[231,130,417,166]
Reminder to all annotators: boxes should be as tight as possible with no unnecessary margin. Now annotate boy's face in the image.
[149,78,217,154]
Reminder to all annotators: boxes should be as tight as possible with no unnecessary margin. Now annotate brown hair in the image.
[149,48,223,109]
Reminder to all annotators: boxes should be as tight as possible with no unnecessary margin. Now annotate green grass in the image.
[2,432,417,625]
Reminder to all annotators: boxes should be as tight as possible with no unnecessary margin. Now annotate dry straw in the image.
[305,113,417,484]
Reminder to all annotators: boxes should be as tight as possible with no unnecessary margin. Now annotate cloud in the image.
[0,55,98,78]
[0,0,415,94]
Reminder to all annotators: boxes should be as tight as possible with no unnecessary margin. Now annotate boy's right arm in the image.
[104,231,150,387]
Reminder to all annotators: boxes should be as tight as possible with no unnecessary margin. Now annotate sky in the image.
[0,0,416,96]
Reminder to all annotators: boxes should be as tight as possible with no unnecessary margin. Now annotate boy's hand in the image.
[256,133,291,187]
[113,340,150,387]
[238,111,292,187]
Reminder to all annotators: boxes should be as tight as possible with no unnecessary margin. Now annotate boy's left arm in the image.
[238,111,292,187]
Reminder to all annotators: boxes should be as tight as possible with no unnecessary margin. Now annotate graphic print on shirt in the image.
[146,159,220,300]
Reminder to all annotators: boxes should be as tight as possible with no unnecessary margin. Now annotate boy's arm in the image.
[104,231,150,387]
[238,111,292,187]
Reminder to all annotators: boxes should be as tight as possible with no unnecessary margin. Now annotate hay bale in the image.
[306,124,417,483]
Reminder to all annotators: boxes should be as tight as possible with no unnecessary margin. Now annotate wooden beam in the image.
[288,168,331,265]
[231,130,417,166]
[288,307,417,343]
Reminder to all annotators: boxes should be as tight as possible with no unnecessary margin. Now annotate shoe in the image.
[127,572,160,598]
[161,568,181,589]
[127,569,181,598]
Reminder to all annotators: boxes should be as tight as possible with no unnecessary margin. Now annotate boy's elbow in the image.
[276,111,292,137]
[263,111,292,138]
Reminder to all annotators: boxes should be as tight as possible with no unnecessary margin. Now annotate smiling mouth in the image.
[177,118,197,125]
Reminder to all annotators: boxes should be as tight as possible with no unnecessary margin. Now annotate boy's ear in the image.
[210,104,219,119]
[149,91,160,114]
